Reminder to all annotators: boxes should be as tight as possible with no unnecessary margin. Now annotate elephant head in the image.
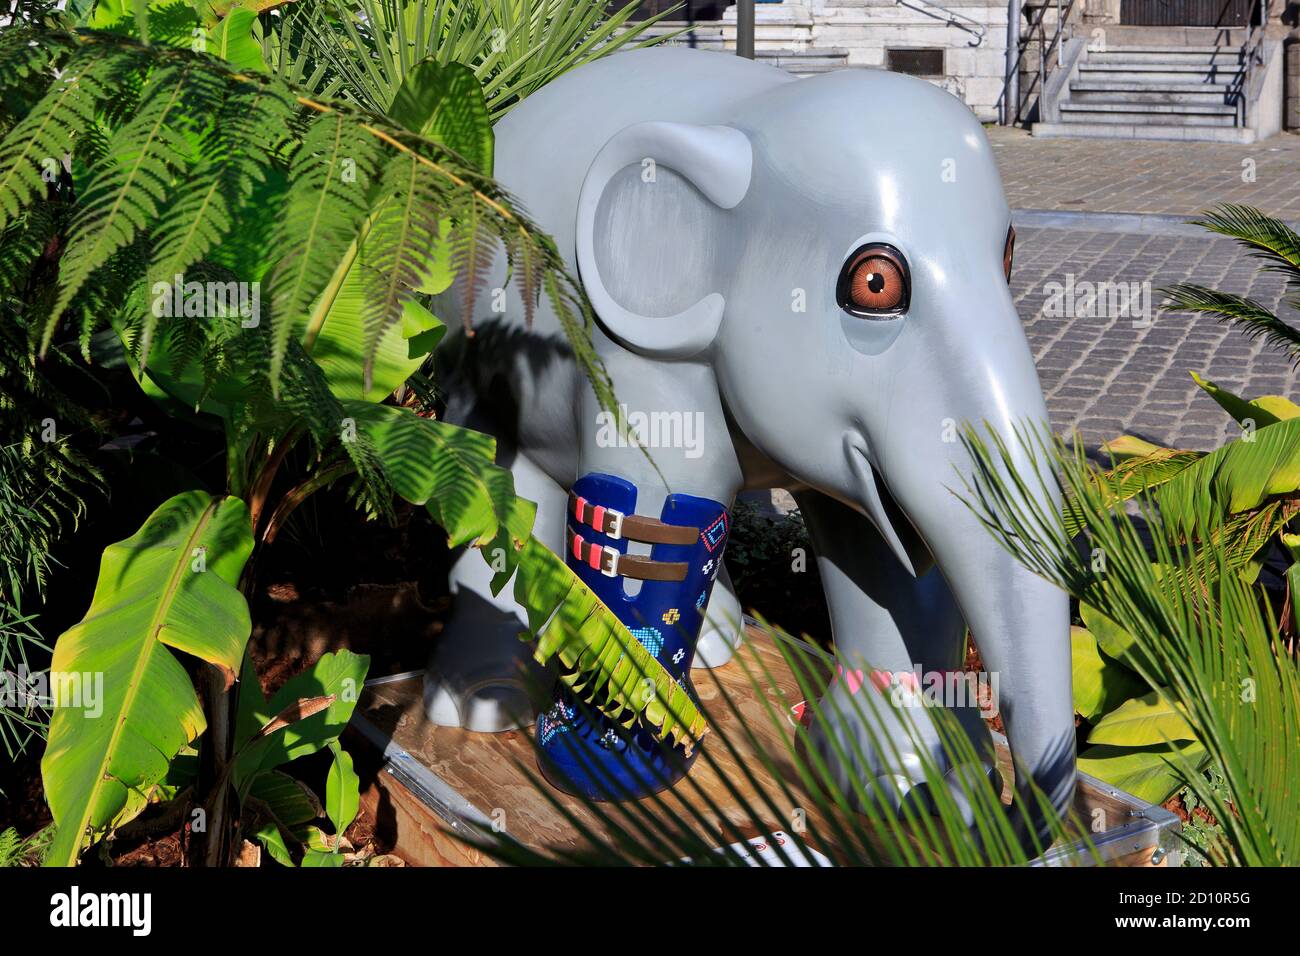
[571,67,1074,845]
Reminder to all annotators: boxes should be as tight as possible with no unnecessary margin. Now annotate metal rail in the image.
[998,0,1077,126]
[896,0,988,46]
[1235,0,1270,128]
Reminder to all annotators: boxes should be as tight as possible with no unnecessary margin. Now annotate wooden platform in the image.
[350,626,1181,866]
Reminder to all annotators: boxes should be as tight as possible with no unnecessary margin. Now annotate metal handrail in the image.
[896,0,987,47]
[1236,0,1270,128]
[998,0,1076,125]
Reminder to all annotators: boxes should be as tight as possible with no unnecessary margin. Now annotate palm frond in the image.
[1161,282,1300,366]
[296,0,681,119]
[961,424,1300,865]
[1189,204,1300,295]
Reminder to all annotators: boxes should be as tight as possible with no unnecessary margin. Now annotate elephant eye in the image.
[837,244,909,317]
[1004,226,1015,284]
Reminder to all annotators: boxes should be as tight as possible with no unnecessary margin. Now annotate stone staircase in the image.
[635,19,851,77]
[1032,33,1271,143]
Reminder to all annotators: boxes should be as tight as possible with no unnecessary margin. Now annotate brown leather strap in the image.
[566,527,688,582]
[569,492,699,546]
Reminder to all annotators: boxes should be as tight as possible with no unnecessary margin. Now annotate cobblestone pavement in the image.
[989,126,1300,220]
[1013,224,1297,451]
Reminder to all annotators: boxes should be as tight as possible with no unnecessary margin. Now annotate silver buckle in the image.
[605,508,624,540]
[600,545,620,578]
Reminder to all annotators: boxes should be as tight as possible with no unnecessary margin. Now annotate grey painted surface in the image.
[426,48,1075,847]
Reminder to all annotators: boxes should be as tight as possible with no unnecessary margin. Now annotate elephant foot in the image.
[692,560,743,669]
[806,672,1000,827]
[692,615,743,668]
[423,590,552,733]
[536,687,700,801]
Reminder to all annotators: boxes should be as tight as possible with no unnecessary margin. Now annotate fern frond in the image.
[267,110,382,391]
[0,205,58,299]
[0,49,104,232]
[49,62,218,352]
[447,199,489,335]
[359,151,444,391]
[142,82,295,366]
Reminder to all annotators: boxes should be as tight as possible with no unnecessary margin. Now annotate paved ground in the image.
[1012,224,1296,451]
[989,126,1300,220]
[975,127,1300,452]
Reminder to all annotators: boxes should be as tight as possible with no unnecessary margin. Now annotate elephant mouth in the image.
[843,433,933,577]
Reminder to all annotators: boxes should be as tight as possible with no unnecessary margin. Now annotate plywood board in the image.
[353,626,1179,866]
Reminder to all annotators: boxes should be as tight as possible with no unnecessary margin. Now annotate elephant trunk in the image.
[869,333,1075,851]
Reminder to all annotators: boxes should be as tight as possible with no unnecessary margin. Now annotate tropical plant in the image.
[0,603,50,760]
[1038,206,1300,806]
[0,827,24,867]
[288,0,681,118]
[231,648,371,865]
[2,3,702,866]
[963,424,1300,866]
[1070,612,1205,805]
[468,616,1091,867]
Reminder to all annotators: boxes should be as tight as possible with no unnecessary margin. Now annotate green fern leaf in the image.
[0,54,104,233]
[514,537,709,753]
[143,83,293,365]
[267,111,381,392]
[49,63,214,352]
[359,152,444,392]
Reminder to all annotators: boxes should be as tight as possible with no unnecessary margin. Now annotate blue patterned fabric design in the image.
[629,626,664,658]
[536,473,730,802]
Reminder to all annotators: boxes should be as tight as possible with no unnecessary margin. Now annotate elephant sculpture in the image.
[425,47,1075,842]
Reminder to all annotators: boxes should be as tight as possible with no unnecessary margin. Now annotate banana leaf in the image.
[41,491,254,866]
[1078,740,1207,805]
[1064,441,1202,537]
[1189,370,1298,429]
[1070,625,1145,723]
[1157,417,1300,536]
[1088,689,1197,747]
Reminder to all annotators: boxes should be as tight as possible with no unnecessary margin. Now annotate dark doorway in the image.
[1119,0,1255,25]
[620,0,731,19]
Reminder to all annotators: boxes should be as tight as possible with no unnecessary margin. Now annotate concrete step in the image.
[1059,101,1238,126]
[1087,46,1244,67]
[635,30,851,76]
[1078,63,1243,84]
[757,49,850,66]
[756,49,851,75]
[1069,82,1235,106]
[1032,120,1256,143]
[633,21,725,46]
[1077,25,1251,47]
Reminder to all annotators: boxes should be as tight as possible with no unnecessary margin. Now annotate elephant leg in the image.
[423,449,562,733]
[693,560,743,669]
[793,490,999,819]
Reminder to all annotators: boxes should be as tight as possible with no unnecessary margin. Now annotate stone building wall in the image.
[813,0,1012,119]
[727,0,1014,121]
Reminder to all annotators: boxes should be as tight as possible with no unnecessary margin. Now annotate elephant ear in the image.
[575,122,752,359]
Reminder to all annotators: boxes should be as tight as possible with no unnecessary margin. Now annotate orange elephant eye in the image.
[1004,225,1015,284]
[837,243,909,317]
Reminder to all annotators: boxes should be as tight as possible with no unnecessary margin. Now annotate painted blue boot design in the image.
[536,472,730,801]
